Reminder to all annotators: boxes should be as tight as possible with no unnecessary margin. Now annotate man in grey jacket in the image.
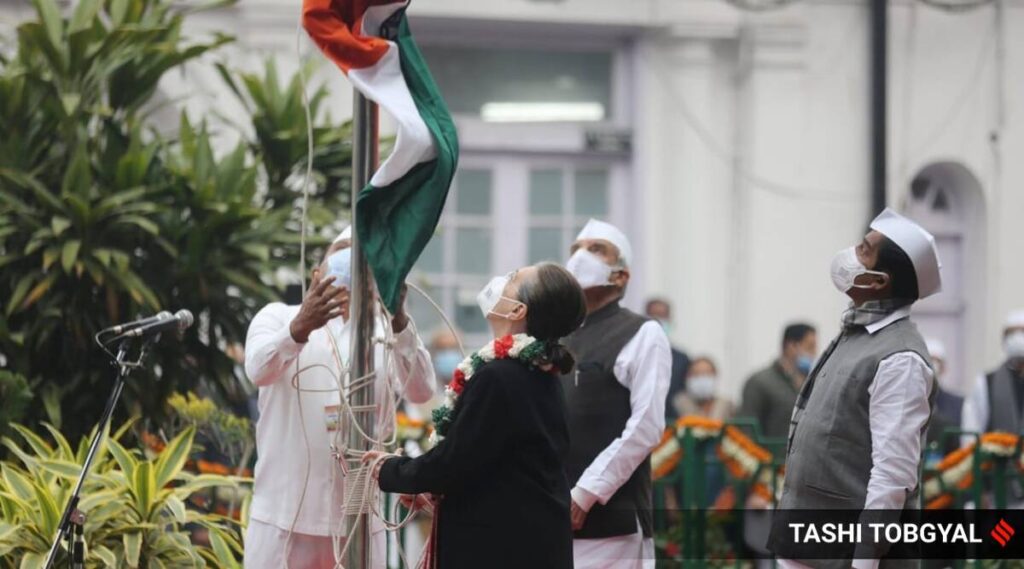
[768,209,943,569]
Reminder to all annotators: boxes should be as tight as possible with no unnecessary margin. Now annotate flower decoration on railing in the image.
[923,432,1024,509]
[651,416,778,500]
[396,411,434,453]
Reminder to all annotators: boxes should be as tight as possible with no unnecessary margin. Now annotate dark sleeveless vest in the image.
[985,362,1024,433]
[768,317,935,569]
[985,362,1024,500]
[561,301,653,539]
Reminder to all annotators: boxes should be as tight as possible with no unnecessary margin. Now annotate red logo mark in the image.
[991,519,1015,547]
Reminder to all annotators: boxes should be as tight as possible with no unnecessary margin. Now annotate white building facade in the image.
[4,0,1021,401]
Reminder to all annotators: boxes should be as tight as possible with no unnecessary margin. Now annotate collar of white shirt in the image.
[863,305,912,335]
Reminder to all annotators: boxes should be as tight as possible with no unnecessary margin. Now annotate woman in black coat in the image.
[364,262,586,569]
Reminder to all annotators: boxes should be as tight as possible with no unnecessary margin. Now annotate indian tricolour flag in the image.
[302,0,458,313]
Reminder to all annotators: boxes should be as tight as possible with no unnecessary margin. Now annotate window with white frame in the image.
[405,35,633,350]
[527,167,610,264]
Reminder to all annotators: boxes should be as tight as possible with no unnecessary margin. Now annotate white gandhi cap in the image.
[1006,309,1024,329]
[869,208,942,299]
[574,219,633,266]
[332,225,352,245]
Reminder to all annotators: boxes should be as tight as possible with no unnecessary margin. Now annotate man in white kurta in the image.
[243,229,435,569]
[562,220,672,569]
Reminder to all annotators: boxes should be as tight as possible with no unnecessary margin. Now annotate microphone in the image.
[104,311,174,335]
[109,310,194,342]
[124,309,194,338]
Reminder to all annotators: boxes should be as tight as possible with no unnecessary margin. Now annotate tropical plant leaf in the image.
[61,240,82,273]
[91,543,118,567]
[2,466,37,503]
[131,461,155,519]
[154,426,193,489]
[31,478,59,536]
[37,459,82,480]
[39,423,73,460]
[163,494,187,526]
[19,552,46,569]
[123,531,142,568]
[209,526,240,569]
[107,439,137,480]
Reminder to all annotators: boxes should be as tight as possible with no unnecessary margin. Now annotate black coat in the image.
[379,359,573,569]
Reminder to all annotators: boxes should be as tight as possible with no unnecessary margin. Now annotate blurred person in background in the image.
[430,328,464,386]
[962,310,1024,436]
[923,338,963,456]
[672,356,734,421]
[738,323,817,439]
[562,219,671,569]
[645,298,691,424]
[960,309,1024,504]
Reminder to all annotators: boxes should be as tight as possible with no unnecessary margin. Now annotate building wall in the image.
[4,0,1022,401]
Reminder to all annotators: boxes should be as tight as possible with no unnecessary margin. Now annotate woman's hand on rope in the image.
[290,268,349,343]
[399,493,435,514]
[361,449,393,482]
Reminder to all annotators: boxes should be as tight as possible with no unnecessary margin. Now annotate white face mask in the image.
[567,249,617,290]
[830,246,888,293]
[687,374,717,401]
[324,248,352,288]
[1005,331,1024,359]
[477,273,523,320]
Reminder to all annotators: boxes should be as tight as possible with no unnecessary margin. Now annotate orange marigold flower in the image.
[926,494,954,510]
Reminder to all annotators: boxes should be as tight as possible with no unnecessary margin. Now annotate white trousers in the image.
[573,518,655,569]
[244,519,388,569]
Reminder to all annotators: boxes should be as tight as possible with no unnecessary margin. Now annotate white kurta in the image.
[782,309,934,569]
[569,320,672,569]
[243,303,435,569]
[961,372,992,446]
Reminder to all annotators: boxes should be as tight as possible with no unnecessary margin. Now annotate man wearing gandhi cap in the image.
[961,309,1024,445]
[243,226,435,568]
[768,209,942,569]
[561,219,671,568]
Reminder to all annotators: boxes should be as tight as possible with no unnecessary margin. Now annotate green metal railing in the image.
[653,419,786,567]
[655,422,1024,568]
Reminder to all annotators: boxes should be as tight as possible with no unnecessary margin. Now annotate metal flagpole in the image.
[346,90,379,568]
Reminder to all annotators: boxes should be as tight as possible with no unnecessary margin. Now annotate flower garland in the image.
[396,411,434,452]
[923,431,1024,509]
[429,334,550,444]
[652,418,773,479]
[651,416,778,500]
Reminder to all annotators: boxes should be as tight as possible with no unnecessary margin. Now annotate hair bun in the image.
[543,342,576,375]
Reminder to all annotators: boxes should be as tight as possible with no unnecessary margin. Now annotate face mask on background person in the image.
[325,248,352,289]
[687,375,717,402]
[830,246,888,293]
[476,273,523,319]
[566,249,616,289]
[433,349,463,382]
[795,354,815,376]
[658,319,673,337]
[1005,331,1024,360]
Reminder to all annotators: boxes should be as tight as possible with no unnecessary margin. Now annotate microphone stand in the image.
[43,336,156,569]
